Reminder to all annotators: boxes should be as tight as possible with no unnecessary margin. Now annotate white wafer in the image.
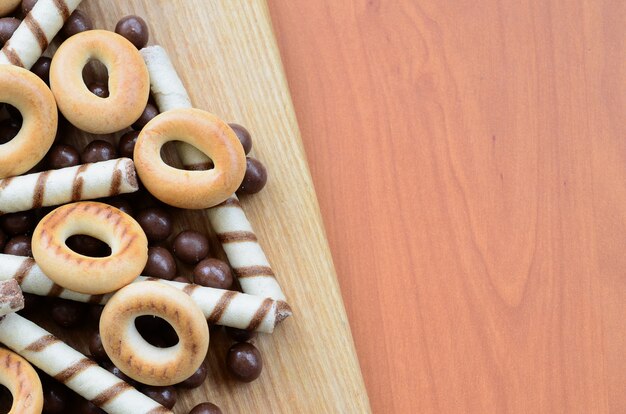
[0,158,139,215]
[0,254,290,332]
[0,0,82,69]
[140,45,290,305]
[0,312,172,414]
[0,279,23,316]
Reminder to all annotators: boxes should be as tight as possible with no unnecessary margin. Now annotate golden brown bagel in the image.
[0,348,44,414]
[0,65,57,178]
[31,201,148,295]
[134,108,246,209]
[49,30,149,134]
[99,281,210,386]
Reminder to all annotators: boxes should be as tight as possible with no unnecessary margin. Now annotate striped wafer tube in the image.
[0,312,172,414]
[140,45,290,305]
[0,279,24,316]
[0,0,82,69]
[0,158,138,215]
[0,254,290,332]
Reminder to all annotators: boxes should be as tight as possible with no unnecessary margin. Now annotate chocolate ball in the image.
[172,231,209,264]
[20,0,37,16]
[51,299,85,328]
[226,342,263,382]
[115,15,149,49]
[132,102,158,130]
[177,363,207,389]
[46,144,80,169]
[76,399,106,414]
[101,362,136,386]
[86,82,109,98]
[105,196,134,216]
[136,207,172,242]
[43,380,70,413]
[189,402,223,414]
[65,235,110,257]
[88,305,104,325]
[31,56,51,84]
[229,123,252,154]
[3,235,31,256]
[144,247,177,280]
[81,140,117,164]
[118,131,139,158]
[0,119,20,144]
[173,276,190,284]
[141,385,177,409]
[0,17,20,47]
[20,292,41,314]
[61,9,93,38]
[193,258,233,289]
[237,157,267,195]
[225,327,257,343]
[0,211,36,235]
[0,229,6,251]
[88,332,108,361]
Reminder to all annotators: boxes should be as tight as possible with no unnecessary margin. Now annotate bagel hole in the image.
[82,59,110,98]
[160,141,214,171]
[135,315,180,348]
[0,104,23,145]
[0,385,12,413]
[65,235,112,257]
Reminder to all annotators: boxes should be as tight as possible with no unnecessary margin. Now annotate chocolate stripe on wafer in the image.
[246,298,273,331]
[235,266,275,278]
[52,0,70,20]
[218,231,258,243]
[24,13,48,51]
[206,290,237,324]
[53,357,97,383]
[90,381,132,407]
[23,334,59,352]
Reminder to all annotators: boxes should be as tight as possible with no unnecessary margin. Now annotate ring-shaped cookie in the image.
[100,281,210,386]
[31,201,148,295]
[0,65,57,179]
[0,348,44,414]
[49,30,149,134]
[0,0,20,17]
[134,108,246,209]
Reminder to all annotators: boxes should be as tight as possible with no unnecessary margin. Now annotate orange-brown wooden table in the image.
[269,1,626,413]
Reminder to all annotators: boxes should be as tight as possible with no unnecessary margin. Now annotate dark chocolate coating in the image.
[226,342,263,382]
[114,15,149,49]
[189,402,223,414]
[132,102,159,130]
[88,332,109,361]
[31,56,51,84]
[236,157,268,195]
[20,0,37,16]
[81,140,117,164]
[101,361,136,386]
[228,123,252,154]
[177,363,207,389]
[105,196,134,216]
[193,258,233,289]
[42,380,69,413]
[75,399,106,414]
[61,9,93,38]
[88,304,104,325]
[0,119,20,145]
[172,230,210,264]
[136,207,173,242]
[141,385,177,409]
[117,131,139,158]
[0,229,6,252]
[144,246,177,280]
[0,17,20,47]
[46,144,80,169]
[65,235,111,257]
[3,235,31,256]
[172,276,190,284]
[51,299,85,328]
[225,326,257,343]
[87,82,109,98]
[0,211,36,235]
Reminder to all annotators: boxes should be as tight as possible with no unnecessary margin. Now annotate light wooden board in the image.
[29,0,371,413]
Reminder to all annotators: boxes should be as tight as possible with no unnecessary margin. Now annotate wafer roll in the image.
[0,158,138,215]
[0,279,24,316]
[140,45,290,305]
[0,0,82,68]
[0,312,172,414]
[0,254,290,332]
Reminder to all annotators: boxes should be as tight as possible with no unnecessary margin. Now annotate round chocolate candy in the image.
[51,299,85,328]
[136,207,173,242]
[0,17,20,47]
[0,229,7,251]
[177,362,207,389]
[228,123,252,154]
[105,196,134,216]
[43,379,70,414]
[76,399,106,414]
[189,403,223,414]
[3,235,31,256]
[88,304,104,325]
[20,292,41,314]
[0,210,36,235]
[132,102,159,130]
[115,15,149,49]
[20,0,37,16]
[141,385,177,409]
[236,157,267,195]
[226,342,263,382]
[81,140,117,164]
[144,246,177,280]
[61,9,93,38]
[46,144,80,170]
[172,230,210,264]
[173,276,190,284]
[87,82,109,98]
[225,327,257,343]
[31,56,52,84]
[193,258,233,289]
[101,361,137,386]
[88,332,108,361]
[118,130,139,158]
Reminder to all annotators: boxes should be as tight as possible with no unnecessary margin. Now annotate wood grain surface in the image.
[13,1,370,413]
[269,1,626,413]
